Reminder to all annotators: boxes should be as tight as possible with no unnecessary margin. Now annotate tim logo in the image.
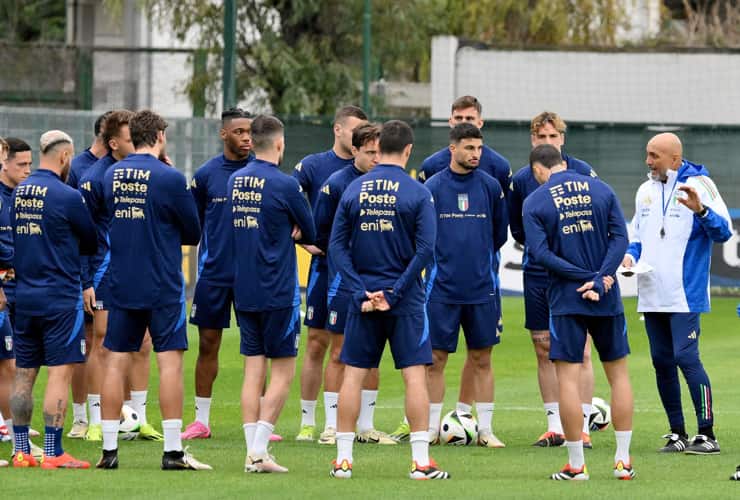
[458,193,469,212]
[329,311,338,325]
[549,184,565,197]
[360,180,375,192]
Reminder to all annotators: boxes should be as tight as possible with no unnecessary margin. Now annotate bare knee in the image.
[467,348,491,371]
[430,350,448,372]
[531,331,551,363]
[306,329,330,359]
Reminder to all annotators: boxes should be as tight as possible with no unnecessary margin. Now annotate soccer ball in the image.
[589,397,611,431]
[119,404,141,439]
[440,410,478,446]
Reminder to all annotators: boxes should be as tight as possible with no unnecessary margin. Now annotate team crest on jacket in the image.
[458,193,469,212]
[4,335,11,352]
[307,306,314,320]
[80,339,86,356]
[329,311,338,326]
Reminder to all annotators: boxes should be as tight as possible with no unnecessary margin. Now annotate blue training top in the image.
[417,145,512,197]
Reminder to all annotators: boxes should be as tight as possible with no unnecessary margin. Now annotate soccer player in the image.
[183,107,252,439]
[508,111,597,448]
[77,109,162,442]
[294,105,368,443]
[313,123,394,445]
[97,110,209,470]
[10,130,97,469]
[622,133,732,455]
[424,123,508,448]
[68,111,110,437]
[329,120,449,480]
[732,306,740,480]
[230,115,315,473]
[523,144,634,481]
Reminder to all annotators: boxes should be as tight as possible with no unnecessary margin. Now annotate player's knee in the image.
[674,348,701,370]
[467,349,491,371]
[431,350,448,370]
[306,331,329,358]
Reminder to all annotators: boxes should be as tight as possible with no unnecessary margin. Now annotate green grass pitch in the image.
[3,297,740,498]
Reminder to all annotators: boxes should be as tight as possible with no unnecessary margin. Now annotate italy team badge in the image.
[458,193,469,212]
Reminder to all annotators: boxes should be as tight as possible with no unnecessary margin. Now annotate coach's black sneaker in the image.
[533,431,565,447]
[658,433,689,453]
[729,465,740,480]
[684,434,720,455]
[161,447,213,470]
[96,449,119,469]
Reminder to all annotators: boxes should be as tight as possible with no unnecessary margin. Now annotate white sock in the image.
[88,394,102,425]
[476,402,494,433]
[124,399,133,408]
[324,392,339,430]
[615,430,632,464]
[243,423,257,454]
[544,402,563,434]
[456,401,472,414]
[300,399,317,427]
[194,396,212,427]
[566,440,585,469]
[357,390,378,433]
[73,403,88,423]
[102,419,119,451]
[131,391,148,426]
[252,420,274,457]
[4,418,14,448]
[582,403,592,435]
[336,432,355,463]
[410,431,430,467]
[162,419,183,452]
[428,403,443,435]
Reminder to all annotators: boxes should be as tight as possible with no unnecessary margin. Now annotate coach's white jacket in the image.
[625,160,732,313]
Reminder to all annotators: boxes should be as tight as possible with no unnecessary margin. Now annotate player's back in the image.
[79,153,117,277]
[104,153,200,309]
[0,180,16,300]
[336,164,435,313]
[12,169,96,314]
[315,165,364,252]
[191,154,249,285]
[230,159,315,311]
[293,149,354,209]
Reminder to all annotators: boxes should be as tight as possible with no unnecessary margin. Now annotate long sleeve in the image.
[385,194,437,308]
[190,171,208,228]
[312,182,340,252]
[625,191,642,263]
[170,175,201,246]
[68,192,98,256]
[285,180,316,245]
[597,192,629,279]
[491,183,509,252]
[508,178,525,245]
[694,176,733,243]
[328,197,368,306]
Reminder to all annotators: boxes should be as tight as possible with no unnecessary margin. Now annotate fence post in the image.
[76,48,93,110]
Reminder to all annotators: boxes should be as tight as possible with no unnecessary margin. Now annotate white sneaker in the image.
[428,430,440,445]
[67,421,89,439]
[248,454,288,473]
[356,429,397,445]
[478,430,506,448]
[330,459,352,478]
[318,427,336,445]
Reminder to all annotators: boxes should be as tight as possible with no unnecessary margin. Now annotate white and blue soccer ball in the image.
[589,397,611,431]
[440,410,478,446]
[119,404,141,440]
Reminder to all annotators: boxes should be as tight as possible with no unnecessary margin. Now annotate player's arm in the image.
[169,174,202,246]
[0,241,12,269]
[68,192,98,256]
[523,201,595,281]
[507,177,525,245]
[495,160,513,201]
[383,192,437,309]
[490,180,508,252]
[683,178,733,243]
[285,179,316,245]
[312,180,340,253]
[190,171,208,228]
[596,190,629,281]
[328,195,370,307]
[67,166,79,189]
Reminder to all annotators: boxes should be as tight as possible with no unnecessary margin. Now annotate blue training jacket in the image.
[417,145,512,197]
[68,148,99,189]
[12,169,97,315]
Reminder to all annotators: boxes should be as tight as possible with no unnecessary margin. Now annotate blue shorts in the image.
[341,311,432,370]
[549,314,630,363]
[523,273,549,331]
[237,306,301,358]
[189,279,234,329]
[0,311,13,360]
[304,257,328,329]
[326,294,351,334]
[104,303,188,353]
[427,300,501,353]
[93,273,112,311]
[14,310,86,368]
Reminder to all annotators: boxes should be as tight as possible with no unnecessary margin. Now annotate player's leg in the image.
[9,314,41,466]
[644,312,688,451]
[297,259,330,441]
[130,331,160,440]
[427,349,448,444]
[68,318,92,438]
[670,313,718,454]
[356,367,394,443]
[85,308,108,441]
[550,315,588,481]
[456,358,475,413]
[579,335,595,449]
[333,365,367,478]
[0,312,14,450]
[39,310,89,469]
[426,302,461,443]
[591,314,635,479]
[318,331,344,445]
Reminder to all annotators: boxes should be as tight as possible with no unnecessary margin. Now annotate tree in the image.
[0,0,66,42]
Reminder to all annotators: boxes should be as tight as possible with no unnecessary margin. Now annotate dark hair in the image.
[5,137,31,160]
[94,111,113,137]
[102,110,135,151]
[379,120,413,155]
[451,95,482,115]
[250,115,284,152]
[529,144,562,169]
[351,123,381,149]
[130,110,168,149]
[334,105,367,126]
[221,107,252,125]
[449,123,483,143]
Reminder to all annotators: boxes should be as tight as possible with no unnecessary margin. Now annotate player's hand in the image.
[368,291,391,311]
[677,185,704,214]
[291,224,303,241]
[361,300,375,313]
[621,255,633,268]
[0,288,6,312]
[603,275,614,293]
[300,244,324,256]
[83,287,96,316]
[576,281,600,301]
